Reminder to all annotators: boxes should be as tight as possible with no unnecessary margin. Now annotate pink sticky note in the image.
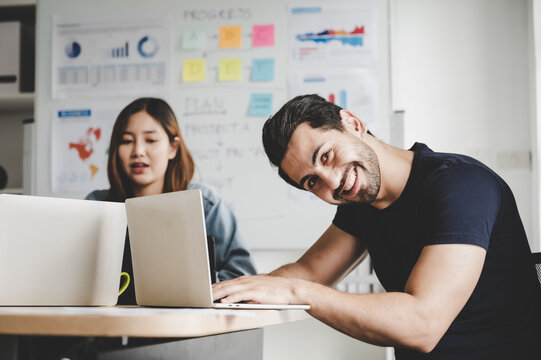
[252,24,275,47]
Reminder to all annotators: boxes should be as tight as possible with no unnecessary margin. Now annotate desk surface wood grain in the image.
[0,306,309,338]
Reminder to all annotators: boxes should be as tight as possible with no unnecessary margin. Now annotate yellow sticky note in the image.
[218,58,242,81]
[219,25,242,48]
[183,59,206,82]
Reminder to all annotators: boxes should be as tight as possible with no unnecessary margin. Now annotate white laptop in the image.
[0,194,127,306]
[125,190,310,310]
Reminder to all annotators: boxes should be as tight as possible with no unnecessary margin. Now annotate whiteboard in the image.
[34,0,391,249]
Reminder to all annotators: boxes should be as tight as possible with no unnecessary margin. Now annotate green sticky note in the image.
[183,28,206,50]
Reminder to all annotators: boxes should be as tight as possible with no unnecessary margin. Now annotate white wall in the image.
[391,0,535,250]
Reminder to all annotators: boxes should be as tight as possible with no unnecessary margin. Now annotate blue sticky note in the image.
[249,93,273,117]
[251,58,275,82]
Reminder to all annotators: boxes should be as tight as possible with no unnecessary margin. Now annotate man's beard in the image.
[333,139,381,204]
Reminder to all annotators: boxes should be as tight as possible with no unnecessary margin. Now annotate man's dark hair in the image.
[262,94,345,189]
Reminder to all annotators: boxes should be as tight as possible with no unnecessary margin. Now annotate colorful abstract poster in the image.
[52,15,169,99]
[288,3,377,66]
[51,105,122,193]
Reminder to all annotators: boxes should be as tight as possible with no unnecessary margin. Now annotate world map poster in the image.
[51,105,121,193]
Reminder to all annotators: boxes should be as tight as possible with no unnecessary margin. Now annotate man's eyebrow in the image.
[312,144,323,166]
[299,143,323,188]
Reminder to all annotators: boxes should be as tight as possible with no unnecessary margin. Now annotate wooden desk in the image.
[0,307,309,360]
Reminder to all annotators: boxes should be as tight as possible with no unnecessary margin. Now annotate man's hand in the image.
[212,274,313,306]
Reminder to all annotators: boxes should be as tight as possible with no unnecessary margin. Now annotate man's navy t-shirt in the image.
[332,143,541,359]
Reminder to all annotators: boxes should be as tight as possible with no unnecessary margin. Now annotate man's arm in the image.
[213,242,486,353]
[269,224,368,286]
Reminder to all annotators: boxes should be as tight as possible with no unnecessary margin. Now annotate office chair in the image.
[533,252,541,286]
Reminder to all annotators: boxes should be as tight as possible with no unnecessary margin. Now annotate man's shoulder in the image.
[416,146,498,186]
[85,189,111,201]
[424,156,498,184]
[415,152,506,215]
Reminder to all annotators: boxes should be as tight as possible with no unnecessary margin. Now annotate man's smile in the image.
[335,164,359,200]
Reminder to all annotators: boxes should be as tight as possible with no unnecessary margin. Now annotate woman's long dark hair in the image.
[107,98,194,201]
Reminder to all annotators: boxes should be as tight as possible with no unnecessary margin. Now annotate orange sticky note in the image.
[183,59,206,82]
[219,25,242,48]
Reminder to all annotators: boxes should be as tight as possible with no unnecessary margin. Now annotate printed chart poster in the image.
[52,15,169,99]
[51,106,121,193]
[288,69,378,127]
[288,3,377,66]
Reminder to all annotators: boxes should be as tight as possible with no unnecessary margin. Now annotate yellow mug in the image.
[119,272,130,296]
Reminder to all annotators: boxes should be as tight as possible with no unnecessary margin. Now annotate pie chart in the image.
[65,41,82,58]
[137,36,159,58]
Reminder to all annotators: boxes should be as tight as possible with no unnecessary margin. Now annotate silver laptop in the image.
[0,194,126,306]
[125,190,309,310]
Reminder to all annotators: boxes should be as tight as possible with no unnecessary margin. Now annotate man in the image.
[212,94,541,359]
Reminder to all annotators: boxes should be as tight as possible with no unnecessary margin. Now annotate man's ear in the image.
[169,137,180,159]
[339,110,367,136]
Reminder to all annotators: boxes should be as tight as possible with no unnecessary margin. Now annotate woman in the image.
[87,97,257,305]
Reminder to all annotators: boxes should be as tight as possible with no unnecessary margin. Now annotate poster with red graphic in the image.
[51,105,121,193]
[288,3,377,66]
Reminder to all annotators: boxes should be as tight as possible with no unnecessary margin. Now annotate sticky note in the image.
[218,58,242,81]
[252,24,275,47]
[182,28,206,50]
[183,59,206,82]
[249,93,273,117]
[251,58,274,82]
[219,25,242,49]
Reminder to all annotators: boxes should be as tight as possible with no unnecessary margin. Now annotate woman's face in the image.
[118,110,178,197]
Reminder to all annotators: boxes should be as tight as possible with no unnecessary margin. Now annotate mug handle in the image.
[119,272,130,296]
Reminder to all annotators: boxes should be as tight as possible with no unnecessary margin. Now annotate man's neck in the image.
[367,139,414,210]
